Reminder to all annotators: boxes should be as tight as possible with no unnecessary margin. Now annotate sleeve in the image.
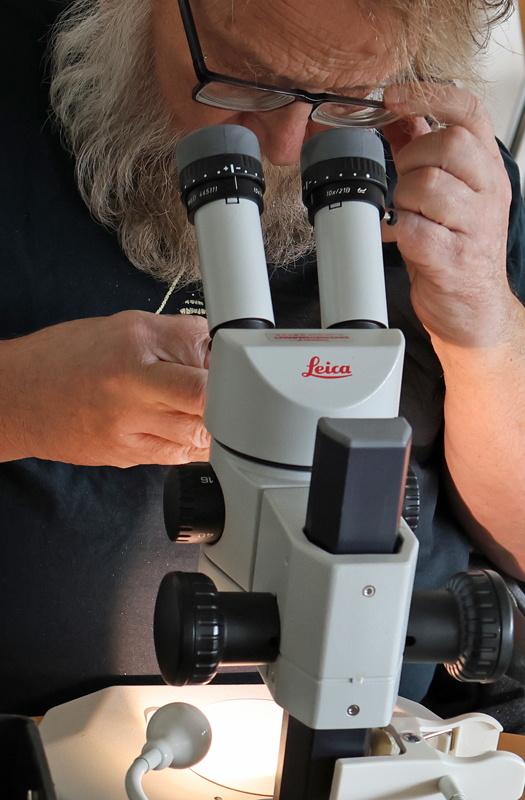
[500,141,525,303]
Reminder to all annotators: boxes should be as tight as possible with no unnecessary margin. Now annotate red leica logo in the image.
[302,356,353,379]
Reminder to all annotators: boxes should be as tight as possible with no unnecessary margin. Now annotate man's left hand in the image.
[380,83,525,579]
[381,83,515,349]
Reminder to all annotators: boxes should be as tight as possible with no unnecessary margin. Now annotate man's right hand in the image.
[0,311,211,467]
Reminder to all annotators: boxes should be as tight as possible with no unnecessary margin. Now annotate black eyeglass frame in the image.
[177,0,390,116]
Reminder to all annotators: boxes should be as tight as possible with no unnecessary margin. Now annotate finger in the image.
[381,207,458,271]
[140,409,211,450]
[383,83,500,158]
[392,167,477,232]
[392,125,501,193]
[124,433,211,467]
[142,362,208,415]
[382,115,431,154]
[151,313,210,367]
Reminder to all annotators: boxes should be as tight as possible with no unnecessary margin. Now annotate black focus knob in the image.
[154,571,281,686]
[155,572,223,686]
[445,569,514,683]
[163,462,225,544]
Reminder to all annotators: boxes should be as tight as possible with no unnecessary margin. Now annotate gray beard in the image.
[49,0,315,289]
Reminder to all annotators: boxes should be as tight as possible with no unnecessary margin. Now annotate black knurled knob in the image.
[402,465,420,532]
[154,571,222,686]
[164,462,225,544]
[154,572,281,686]
[445,569,514,683]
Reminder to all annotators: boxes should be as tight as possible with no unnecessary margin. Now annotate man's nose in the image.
[240,101,313,165]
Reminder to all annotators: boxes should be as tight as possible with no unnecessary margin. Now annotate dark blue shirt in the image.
[1,0,524,716]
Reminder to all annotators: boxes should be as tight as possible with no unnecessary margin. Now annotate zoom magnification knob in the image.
[163,462,225,544]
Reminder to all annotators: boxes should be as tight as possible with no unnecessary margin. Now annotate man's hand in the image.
[0,311,211,467]
[381,84,525,579]
[381,82,516,349]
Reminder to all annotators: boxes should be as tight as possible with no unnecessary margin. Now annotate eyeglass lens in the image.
[195,83,399,127]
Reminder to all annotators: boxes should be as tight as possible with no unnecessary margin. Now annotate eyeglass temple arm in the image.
[177,0,208,76]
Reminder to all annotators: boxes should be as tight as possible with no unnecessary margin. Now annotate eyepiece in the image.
[176,124,263,172]
[177,124,265,223]
[174,125,274,333]
[300,127,385,172]
[301,128,387,224]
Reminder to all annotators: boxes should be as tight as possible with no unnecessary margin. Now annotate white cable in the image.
[125,749,163,800]
[125,756,150,800]
[438,774,468,800]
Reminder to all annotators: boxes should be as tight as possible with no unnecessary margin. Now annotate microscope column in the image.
[274,418,412,800]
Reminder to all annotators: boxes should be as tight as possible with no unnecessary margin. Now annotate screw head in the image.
[363,586,375,597]
[402,732,422,744]
[347,704,360,716]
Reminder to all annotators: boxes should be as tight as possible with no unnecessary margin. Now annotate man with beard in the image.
[1,0,525,728]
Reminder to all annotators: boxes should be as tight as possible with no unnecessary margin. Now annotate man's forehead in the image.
[200,0,403,91]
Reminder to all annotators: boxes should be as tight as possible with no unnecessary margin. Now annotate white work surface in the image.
[38,684,525,800]
[39,684,282,800]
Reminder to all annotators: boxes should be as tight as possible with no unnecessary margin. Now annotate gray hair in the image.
[359,0,514,85]
[49,0,314,286]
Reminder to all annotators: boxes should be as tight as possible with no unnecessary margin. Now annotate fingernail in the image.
[384,209,398,226]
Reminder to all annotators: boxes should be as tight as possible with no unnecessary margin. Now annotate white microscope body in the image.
[153,124,524,800]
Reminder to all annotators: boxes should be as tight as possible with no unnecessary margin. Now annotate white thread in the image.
[155,279,178,314]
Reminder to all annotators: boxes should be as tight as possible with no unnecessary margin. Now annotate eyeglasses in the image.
[177,0,400,129]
